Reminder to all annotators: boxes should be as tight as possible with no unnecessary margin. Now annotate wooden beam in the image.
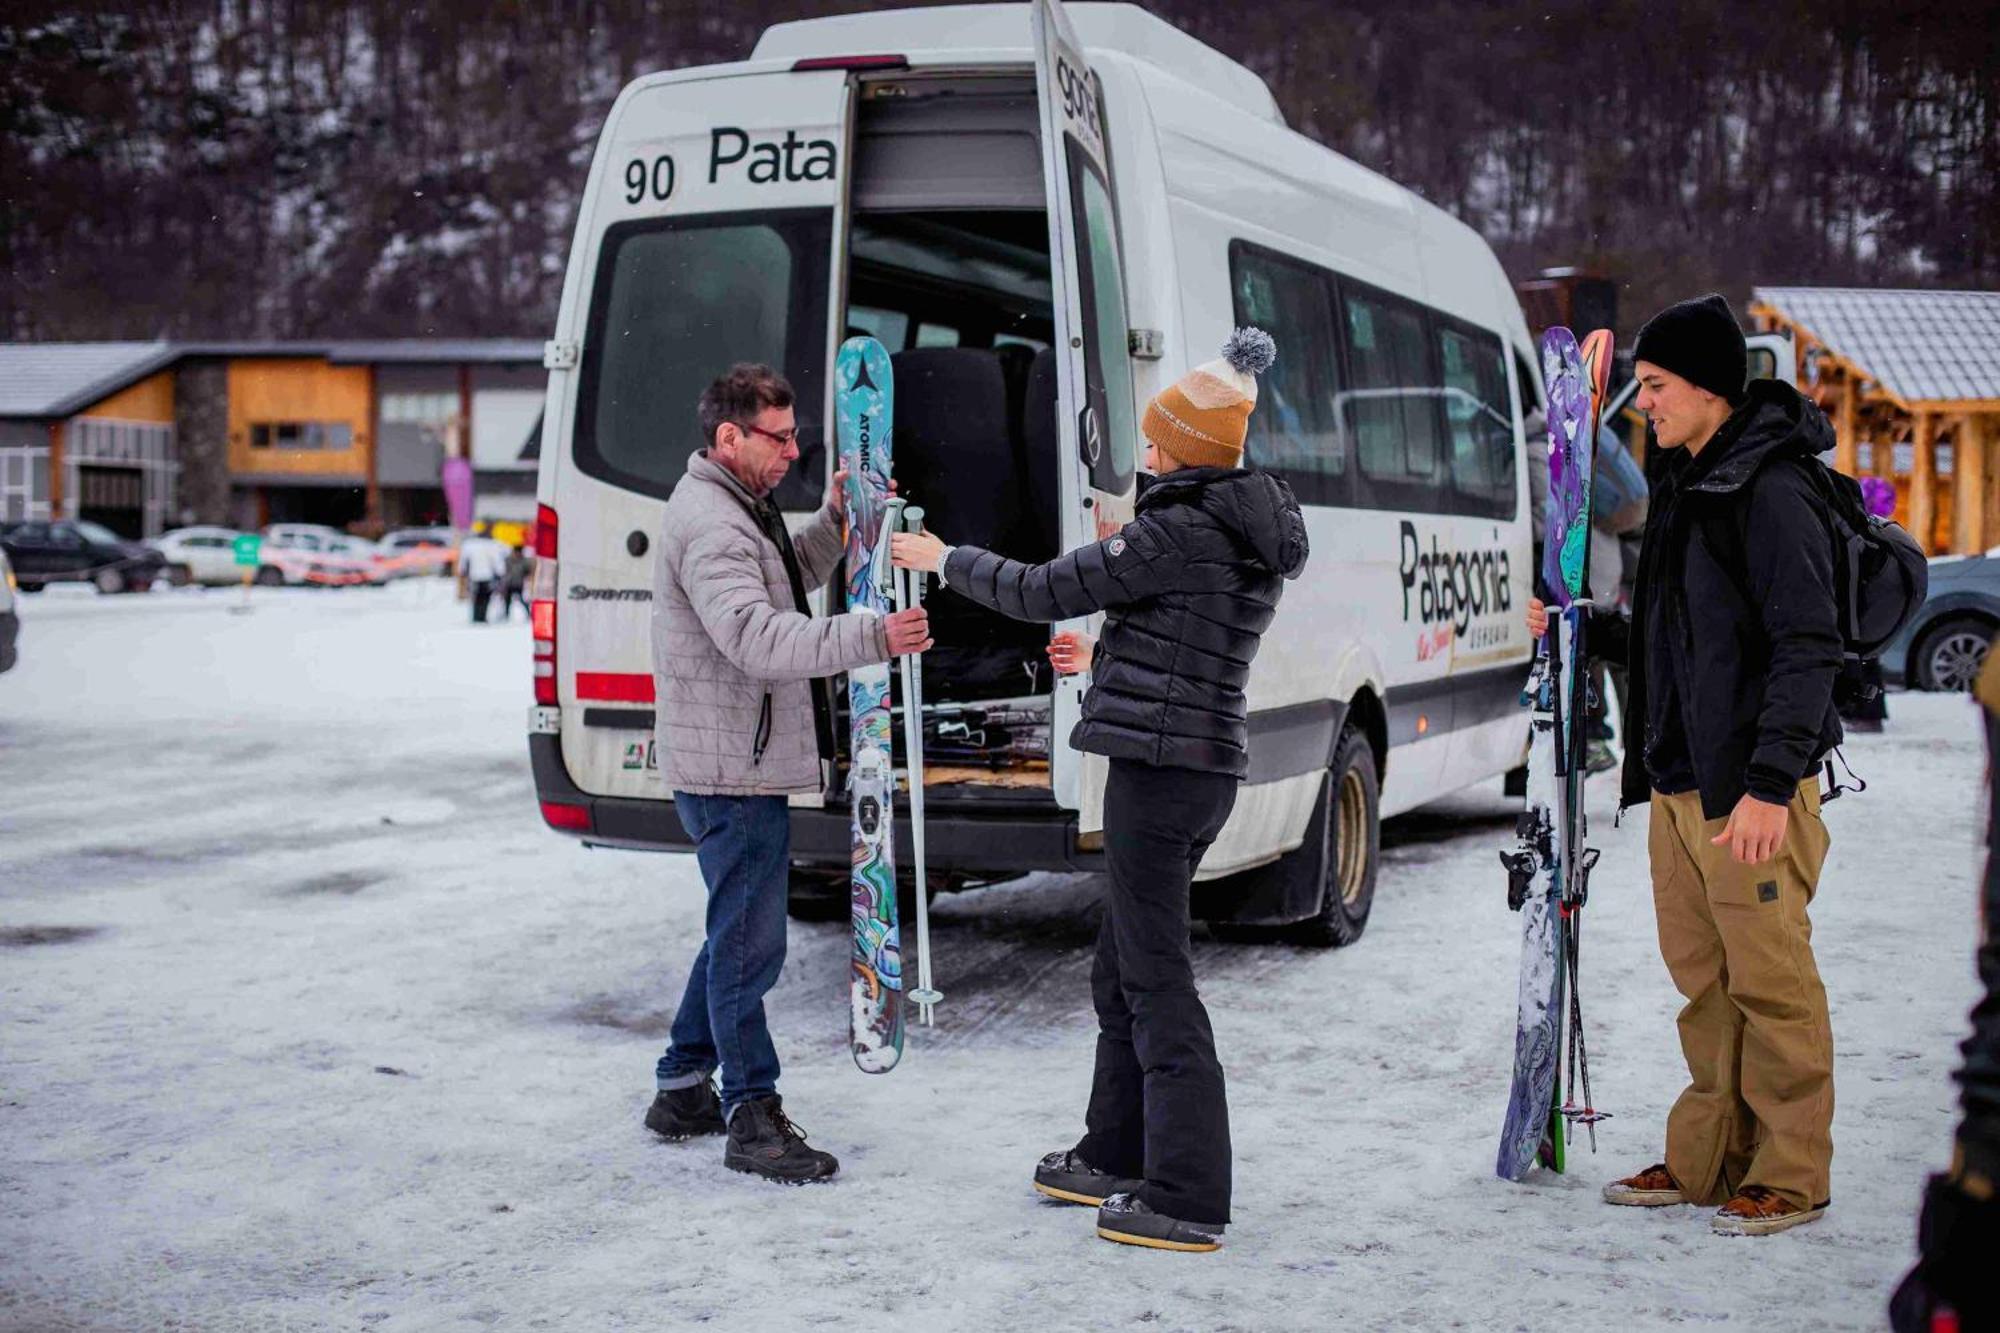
[1910,412,1938,555]
[1956,414,1988,555]
[47,419,64,515]
[1835,374,1859,475]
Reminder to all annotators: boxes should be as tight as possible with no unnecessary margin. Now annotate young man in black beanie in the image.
[1527,293,1844,1235]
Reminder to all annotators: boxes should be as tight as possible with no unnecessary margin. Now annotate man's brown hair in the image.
[698,363,795,446]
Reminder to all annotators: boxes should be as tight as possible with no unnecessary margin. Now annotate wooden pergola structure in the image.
[1749,287,2000,556]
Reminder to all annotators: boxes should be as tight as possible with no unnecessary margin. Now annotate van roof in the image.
[751,2,1284,127]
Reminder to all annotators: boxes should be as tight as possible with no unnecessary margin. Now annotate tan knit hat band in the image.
[1143,386,1247,469]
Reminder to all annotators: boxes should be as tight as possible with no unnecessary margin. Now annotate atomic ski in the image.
[1497,325,1612,1180]
[837,335,903,1074]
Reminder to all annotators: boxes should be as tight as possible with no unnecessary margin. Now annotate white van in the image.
[530,1,1543,945]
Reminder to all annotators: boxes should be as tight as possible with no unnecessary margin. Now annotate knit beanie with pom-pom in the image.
[1140,327,1276,469]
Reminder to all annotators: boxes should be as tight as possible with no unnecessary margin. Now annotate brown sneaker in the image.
[1602,1163,1685,1207]
[1712,1186,1828,1236]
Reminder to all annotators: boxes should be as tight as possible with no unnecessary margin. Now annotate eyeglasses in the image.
[737,423,799,448]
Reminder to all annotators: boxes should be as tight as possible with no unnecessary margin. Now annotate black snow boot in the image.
[724,1096,839,1184]
[1096,1192,1224,1253]
[1033,1149,1143,1207]
[644,1079,725,1140]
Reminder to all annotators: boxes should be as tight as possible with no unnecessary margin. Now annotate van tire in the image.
[254,565,285,587]
[94,568,125,594]
[1283,726,1381,948]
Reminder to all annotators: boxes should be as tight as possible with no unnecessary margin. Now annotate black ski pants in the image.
[1075,758,1239,1225]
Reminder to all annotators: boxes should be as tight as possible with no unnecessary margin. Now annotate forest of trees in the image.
[3,0,1994,345]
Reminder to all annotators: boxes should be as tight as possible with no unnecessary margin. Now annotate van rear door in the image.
[547,66,853,800]
[1031,0,1139,832]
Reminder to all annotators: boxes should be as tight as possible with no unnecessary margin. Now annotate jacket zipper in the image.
[751,691,772,766]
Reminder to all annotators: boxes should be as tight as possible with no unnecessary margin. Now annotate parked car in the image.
[1884,549,1999,692]
[150,526,253,587]
[0,546,18,673]
[376,526,459,578]
[0,519,167,593]
[260,524,387,586]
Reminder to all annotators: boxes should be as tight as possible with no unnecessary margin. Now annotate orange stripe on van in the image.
[575,672,655,703]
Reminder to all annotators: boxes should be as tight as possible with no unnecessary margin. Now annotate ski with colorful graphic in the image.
[837,334,904,1074]
[1497,325,1611,1179]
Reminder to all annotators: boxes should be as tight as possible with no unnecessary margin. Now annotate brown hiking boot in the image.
[1712,1186,1827,1236]
[1602,1163,1685,1207]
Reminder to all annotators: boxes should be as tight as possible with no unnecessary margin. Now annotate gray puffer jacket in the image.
[652,451,887,795]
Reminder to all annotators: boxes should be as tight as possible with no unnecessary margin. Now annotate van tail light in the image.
[540,800,591,833]
[792,54,907,72]
[531,503,558,706]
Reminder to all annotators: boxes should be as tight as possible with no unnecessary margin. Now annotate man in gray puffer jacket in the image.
[644,363,931,1184]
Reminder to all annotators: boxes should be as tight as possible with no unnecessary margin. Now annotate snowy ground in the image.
[0,581,1985,1332]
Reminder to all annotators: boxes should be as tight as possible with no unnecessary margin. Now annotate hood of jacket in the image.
[1686,379,1835,497]
[1137,466,1310,579]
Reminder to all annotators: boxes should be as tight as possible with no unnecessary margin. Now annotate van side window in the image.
[1065,145,1137,494]
[1226,242,1346,505]
[575,212,831,511]
[1438,322,1517,519]
[1341,285,1443,512]
[847,305,909,351]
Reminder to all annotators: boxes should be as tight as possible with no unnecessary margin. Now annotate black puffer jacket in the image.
[1599,380,1844,818]
[940,466,1309,777]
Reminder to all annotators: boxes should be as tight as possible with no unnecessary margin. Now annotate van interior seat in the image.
[888,345,1051,701]
[890,347,1017,552]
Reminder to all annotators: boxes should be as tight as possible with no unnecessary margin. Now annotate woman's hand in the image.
[891,530,948,573]
[1047,630,1094,676]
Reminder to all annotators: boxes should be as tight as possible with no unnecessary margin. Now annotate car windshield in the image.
[72,521,125,545]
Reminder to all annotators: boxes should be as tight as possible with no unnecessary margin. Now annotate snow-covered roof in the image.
[0,340,547,420]
[751,2,1284,126]
[0,341,181,418]
[1751,287,2000,406]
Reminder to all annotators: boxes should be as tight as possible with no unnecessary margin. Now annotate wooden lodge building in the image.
[0,340,544,539]
[1750,287,2000,556]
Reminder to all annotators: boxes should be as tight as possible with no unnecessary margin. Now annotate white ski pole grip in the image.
[895,505,942,1023]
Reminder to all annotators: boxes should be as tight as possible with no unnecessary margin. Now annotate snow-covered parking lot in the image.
[0,583,1984,1332]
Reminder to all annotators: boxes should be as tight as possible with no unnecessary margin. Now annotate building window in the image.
[250,422,354,451]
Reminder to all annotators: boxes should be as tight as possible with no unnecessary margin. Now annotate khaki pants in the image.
[1650,782,1834,1211]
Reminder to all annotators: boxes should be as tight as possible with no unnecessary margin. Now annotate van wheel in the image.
[1912,616,1993,692]
[167,564,193,588]
[1283,727,1381,948]
[254,565,284,587]
[94,568,126,594]
[1206,725,1380,949]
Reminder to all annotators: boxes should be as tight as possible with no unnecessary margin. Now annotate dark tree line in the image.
[3,0,1993,345]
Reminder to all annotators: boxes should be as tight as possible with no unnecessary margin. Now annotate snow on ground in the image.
[0,582,1985,1332]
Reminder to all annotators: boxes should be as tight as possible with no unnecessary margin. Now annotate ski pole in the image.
[897,504,942,1025]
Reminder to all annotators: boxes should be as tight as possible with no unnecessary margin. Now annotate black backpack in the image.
[1808,463,1929,660]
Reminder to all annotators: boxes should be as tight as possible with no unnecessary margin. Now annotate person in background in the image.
[892,329,1307,1254]
[497,544,531,623]
[457,524,509,625]
[1890,639,2000,1330]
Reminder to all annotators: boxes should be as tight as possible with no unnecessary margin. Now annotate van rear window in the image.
[575,211,831,510]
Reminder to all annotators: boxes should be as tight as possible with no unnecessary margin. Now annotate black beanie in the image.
[1633,294,1747,402]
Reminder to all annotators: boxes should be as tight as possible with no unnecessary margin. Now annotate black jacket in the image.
[1602,380,1844,818]
[941,467,1309,777]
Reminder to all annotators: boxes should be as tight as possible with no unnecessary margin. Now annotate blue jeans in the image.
[655,792,792,1117]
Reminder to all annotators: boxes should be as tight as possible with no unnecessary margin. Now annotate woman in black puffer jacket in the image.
[893,329,1307,1253]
